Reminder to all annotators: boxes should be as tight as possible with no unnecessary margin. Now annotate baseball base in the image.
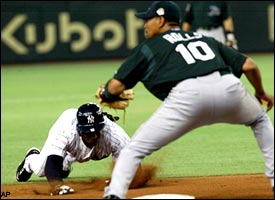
[132,193,195,199]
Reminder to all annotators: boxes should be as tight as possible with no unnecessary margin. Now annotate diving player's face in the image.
[80,132,99,148]
[144,17,161,39]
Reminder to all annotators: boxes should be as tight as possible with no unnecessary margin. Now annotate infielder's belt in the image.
[195,68,231,79]
[218,68,231,76]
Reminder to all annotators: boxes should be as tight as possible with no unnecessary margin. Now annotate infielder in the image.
[182,1,238,49]
[16,102,130,195]
[97,1,274,199]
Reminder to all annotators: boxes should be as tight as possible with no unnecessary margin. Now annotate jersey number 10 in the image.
[175,41,215,64]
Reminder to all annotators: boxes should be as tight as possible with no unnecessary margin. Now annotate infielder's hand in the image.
[256,93,274,112]
[95,85,134,110]
[50,184,75,195]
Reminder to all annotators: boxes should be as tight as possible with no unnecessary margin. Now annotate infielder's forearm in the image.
[223,17,234,32]
[242,58,265,96]
[243,58,274,111]
[106,79,126,96]
[99,79,126,102]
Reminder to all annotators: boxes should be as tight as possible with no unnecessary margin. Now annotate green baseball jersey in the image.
[184,1,230,29]
[114,29,247,100]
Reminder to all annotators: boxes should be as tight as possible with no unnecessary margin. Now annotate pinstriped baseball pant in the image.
[104,72,274,198]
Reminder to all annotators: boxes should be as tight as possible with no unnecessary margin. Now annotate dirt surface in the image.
[1,174,274,199]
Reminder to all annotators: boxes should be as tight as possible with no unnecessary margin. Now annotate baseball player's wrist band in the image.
[225,31,236,40]
[225,30,233,34]
[100,80,123,102]
[100,89,121,102]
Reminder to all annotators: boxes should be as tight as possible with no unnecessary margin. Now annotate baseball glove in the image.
[95,87,134,110]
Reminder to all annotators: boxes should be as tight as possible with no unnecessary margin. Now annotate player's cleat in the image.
[103,195,120,199]
[16,147,40,182]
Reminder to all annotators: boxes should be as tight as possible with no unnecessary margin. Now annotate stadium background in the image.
[1,1,274,199]
[1,1,274,64]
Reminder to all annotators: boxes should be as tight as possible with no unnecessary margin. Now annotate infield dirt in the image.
[1,174,274,199]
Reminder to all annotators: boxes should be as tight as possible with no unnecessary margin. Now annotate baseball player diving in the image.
[16,102,131,195]
[95,1,274,199]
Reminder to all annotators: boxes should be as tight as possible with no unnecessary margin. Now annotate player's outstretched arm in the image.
[242,57,274,111]
[45,155,75,195]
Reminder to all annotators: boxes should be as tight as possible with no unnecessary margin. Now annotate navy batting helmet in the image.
[76,103,105,134]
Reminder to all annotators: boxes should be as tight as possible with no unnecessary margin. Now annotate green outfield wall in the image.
[1,1,274,64]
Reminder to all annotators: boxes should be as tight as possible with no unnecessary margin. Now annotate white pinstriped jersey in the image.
[43,108,130,164]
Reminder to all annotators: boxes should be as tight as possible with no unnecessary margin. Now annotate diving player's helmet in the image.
[76,103,105,136]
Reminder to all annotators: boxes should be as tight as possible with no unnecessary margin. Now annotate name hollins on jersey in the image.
[162,32,203,44]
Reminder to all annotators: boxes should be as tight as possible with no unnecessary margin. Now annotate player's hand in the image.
[225,31,238,50]
[50,184,75,195]
[95,86,134,110]
[256,93,274,112]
